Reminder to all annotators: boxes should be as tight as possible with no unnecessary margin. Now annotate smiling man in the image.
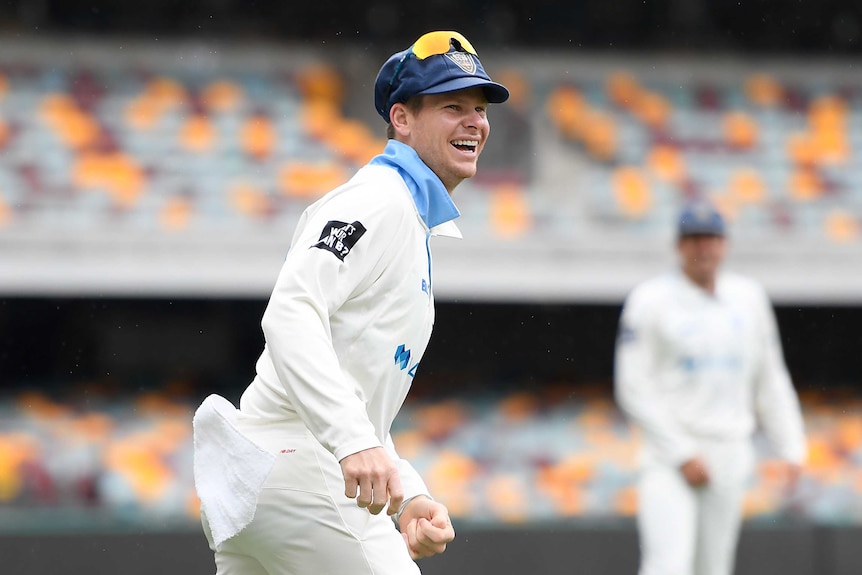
[193,31,508,575]
[613,200,807,575]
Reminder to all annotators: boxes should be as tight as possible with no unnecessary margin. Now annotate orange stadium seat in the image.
[227,182,272,218]
[423,449,480,517]
[489,184,531,238]
[0,433,38,503]
[72,151,147,208]
[200,79,244,114]
[133,390,192,417]
[496,391,541,423]
[277,160,349,199]
[787,167,824,202]
[646,144,686,184]
[240,113,277,160]
[834,414,862,452]
[808,95,848,134]
[39,93,101,150]
[612,166,653,218]
[709,191,740,223]
[484,473,530,523]
[613,484,638,516]
[103,432,173,503]
[391,428,430,461]
[823,209,860,243]
[0,194,11,227]
[786,131,818,167]
[413,399,468,442]
[178,113,217,153]
[631,90,672,130]
[145,76,189,110]
[158,195,193,230]
[0,116,9,149]
[124,95,166,131]
[805,433,846,484]
[17,391,73,419]
[299,100,340,142]
[727,167,767,206]
[545,85,589,141]
[606,71,642,109]
[536,455,594,516]
[295,63,344,107]
[744,73,784,107]
[723,111,760,150]
[324,118,384,166]
[70,412,116,442]
[582,111,618,161]
[495,68,531,110]
[121,76,188,135]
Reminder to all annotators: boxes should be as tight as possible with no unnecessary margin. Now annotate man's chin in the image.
[456,165,478,180]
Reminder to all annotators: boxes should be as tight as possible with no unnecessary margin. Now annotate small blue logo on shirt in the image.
[395,344,411,370]
[394,344,420,377]
[421,279,429,294]
[680,355,742,372]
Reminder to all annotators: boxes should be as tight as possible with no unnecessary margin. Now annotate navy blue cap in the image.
[374,34,510,122]
[677,201,726,237]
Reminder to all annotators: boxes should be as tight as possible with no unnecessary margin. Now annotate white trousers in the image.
[637,438,755,575]
[201,416,420,575]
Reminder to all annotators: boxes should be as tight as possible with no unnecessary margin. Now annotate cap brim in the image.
[416,77,510,103]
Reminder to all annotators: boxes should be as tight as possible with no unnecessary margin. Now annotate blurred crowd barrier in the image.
[1,382,860,531]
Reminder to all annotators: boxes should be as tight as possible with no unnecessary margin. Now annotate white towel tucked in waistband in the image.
[193,394,276,550]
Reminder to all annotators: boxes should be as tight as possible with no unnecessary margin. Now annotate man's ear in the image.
[389,102,411,138]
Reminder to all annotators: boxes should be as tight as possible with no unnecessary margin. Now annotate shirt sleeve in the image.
[384,434,431,501]
[613,287,698,466]
[260,185,409,462]
[752,287,808,464]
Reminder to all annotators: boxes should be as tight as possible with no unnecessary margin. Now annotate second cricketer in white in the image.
[614,201,807,575]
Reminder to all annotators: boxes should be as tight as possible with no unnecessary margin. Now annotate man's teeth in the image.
[451,140,478,148]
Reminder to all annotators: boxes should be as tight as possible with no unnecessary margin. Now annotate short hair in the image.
[386,95,425,139]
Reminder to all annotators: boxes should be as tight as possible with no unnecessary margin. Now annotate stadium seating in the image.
[3,47,857,246]
[544,67,862,243]
[0,58,377,235]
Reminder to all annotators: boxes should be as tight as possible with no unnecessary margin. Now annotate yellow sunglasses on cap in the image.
[410,30,477,60]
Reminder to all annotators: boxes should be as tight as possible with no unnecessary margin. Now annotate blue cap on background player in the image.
[374,30,510,122]
[677,200,726,237]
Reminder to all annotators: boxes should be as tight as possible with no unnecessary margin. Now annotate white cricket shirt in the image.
[240,140,461,500]
[614,270,807,467]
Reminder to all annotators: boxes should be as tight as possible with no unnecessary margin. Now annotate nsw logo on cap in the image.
[445,52,477,74]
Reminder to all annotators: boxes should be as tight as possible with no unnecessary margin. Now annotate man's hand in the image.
[680,456,710,487]
[398,496,455,560]
[339,446,403,516]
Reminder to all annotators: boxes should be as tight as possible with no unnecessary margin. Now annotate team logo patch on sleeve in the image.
[312,220,367,261]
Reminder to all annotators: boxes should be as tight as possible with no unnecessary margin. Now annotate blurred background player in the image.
[193,31,509,575]
[613,200,808,575]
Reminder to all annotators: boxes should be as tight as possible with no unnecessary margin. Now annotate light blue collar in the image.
[369,140,460,229]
